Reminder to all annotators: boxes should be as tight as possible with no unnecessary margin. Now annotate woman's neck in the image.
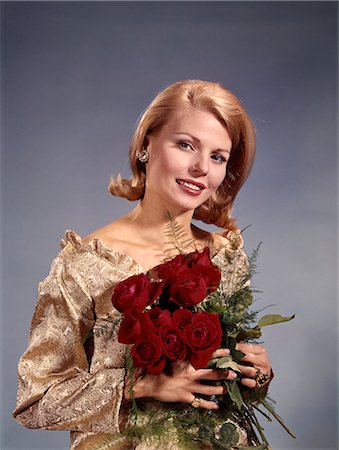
[126,201,196,252]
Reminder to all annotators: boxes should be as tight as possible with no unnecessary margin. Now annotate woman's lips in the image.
[176,179,205,195]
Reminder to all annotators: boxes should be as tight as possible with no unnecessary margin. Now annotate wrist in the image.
[124,373,153,401]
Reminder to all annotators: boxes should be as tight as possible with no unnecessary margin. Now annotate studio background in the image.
[1,2,337,449]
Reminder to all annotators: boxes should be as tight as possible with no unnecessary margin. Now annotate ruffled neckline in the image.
[60,229,244,274]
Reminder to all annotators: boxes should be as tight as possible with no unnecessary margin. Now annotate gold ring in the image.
[191,397,201,408]
[255,369,271,388]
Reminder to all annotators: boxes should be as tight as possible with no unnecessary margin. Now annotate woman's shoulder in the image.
[48,225,141,291]
[82,223,117,247]
[213,228,245,253]
[81,219,133,255]
[57,229,114,266]
[192,225,244,255]
[57,220,128,266]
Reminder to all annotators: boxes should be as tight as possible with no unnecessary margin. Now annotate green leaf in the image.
[205,305,227,314]
[207,357,219,368]
[231,349,245,363]
[225,380,243,410]
[232,329,262,341]
[257,314,295,329]
[215,356,240,372]
[219,423,240,445]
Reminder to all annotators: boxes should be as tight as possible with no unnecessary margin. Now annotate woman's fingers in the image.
[237,364,268,388]
[211,348,230,358]
[195,368,237,381]
[236,343,271,374]
[192,382,226,398]
[189,396,220,410]
[239,377,257,389]
[235,342,272,389]
[237,364,257,379]
[236,361,258,387]
[236,342,263,353]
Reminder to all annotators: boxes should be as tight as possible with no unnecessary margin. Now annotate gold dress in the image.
[13,229,250,450]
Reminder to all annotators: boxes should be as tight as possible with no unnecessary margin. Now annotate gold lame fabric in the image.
[13,229,250,449]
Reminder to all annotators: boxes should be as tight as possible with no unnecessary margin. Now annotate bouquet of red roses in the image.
[111,247,223,374]
[110,244,295,449]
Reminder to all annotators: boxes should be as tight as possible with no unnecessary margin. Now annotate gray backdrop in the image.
[1,2,338,449]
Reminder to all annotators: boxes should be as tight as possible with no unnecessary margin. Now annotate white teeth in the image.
[177,180,202,191]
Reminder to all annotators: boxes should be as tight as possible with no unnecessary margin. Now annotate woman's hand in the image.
[235,342,272,389]
[124,349,237,410]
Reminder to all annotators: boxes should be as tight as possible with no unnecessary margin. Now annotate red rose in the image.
[164,248,221,308]
[118,312,155,344]
[153,253,186,281]
[183,312,222,369]
[146,307,172,328]
[131,333,166,374]
[148,280,165,305]
[190,247,211,267]
[112,274,150,313]
[160,326,187,362]
[168,267,209,307]
[172,309,193,330]
[112,274,163,314]
[189,247,221,294]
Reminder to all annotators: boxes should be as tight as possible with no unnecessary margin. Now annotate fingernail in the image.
[224,349,230,355]
[212,403,219,409]
[230,372,237,379]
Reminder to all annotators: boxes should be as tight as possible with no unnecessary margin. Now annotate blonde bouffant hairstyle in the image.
[108,80,255,231]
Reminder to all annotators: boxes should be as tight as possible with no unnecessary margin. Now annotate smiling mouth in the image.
[176,179,205,191]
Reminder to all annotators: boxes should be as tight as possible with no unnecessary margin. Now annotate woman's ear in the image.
[143,136,149,149]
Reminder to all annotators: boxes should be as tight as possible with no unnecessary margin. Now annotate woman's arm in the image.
[13,252,126,434]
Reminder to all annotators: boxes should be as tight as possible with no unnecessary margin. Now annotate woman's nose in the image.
[190,155,209,176]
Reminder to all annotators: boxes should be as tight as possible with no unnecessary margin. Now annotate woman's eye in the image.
[178,141,193,150]
[211,153,227,164]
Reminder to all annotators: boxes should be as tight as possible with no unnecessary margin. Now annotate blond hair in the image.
[109,80,255,231]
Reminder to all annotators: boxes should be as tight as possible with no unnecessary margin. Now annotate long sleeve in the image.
[13,243,127,434]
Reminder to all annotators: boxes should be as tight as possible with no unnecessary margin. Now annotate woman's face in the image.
[144,107,232,214]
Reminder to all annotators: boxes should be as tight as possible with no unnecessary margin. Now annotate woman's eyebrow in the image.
[173,132,201,143]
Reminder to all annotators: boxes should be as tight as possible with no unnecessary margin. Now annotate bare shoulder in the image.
[192,225,242,248]
[212,232,230,247]
[192,225,230,251]
[82,219,131,250]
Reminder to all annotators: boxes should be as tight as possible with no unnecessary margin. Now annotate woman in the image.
[13,80,272,449]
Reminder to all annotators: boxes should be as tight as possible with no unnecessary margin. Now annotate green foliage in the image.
[164,212,196,254]
[210,356,240,372]
[101,398,271,449]
[256,314,295,329]
[225,380,243,410]
[247,242,262,281]
[197,242,295,447]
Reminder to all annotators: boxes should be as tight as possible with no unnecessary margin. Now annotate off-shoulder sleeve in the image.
[212,229,250,296]
[13,248,126,434]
